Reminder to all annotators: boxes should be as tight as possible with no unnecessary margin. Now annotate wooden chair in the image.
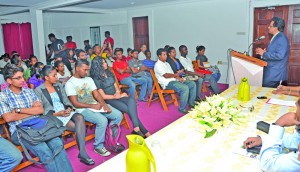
[110,68,139,99]
[148,69,178,111]
[192,60,207,92]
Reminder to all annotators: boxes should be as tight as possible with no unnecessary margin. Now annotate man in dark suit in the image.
[256,17,290,88]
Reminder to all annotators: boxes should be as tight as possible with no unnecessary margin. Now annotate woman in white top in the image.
[55,60,71,84]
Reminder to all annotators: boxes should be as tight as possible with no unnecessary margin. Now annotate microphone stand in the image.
[247,40,258,56]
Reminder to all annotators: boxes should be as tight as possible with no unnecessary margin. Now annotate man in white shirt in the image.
[178,45,220,100]
[65,59,124,156]
[154,48,196,114]
[138,44,147,60]
[243,99,300,172]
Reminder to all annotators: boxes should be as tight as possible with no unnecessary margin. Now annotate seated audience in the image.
[273,85,300,97]
[128,49,153,100]
[28,62,44,89]
[54,60,71,85]
[102,43,114,67]
[35,65,94,165]
[86,47,93,61]
[138,44,147,60]
[24,55,38,80]
[90,44,107,61]
[243,99,300,172]
[0,64,73,171]
[91,57,151,138]
[143,50,156,70]
[1,56,28,90]
[113,49,148,101]
[65,36,77,50]
[178,45,220,100]
[0,136,23,172]
[52,56,71,76]
[66,49,76,74]
[195,45,221,82]
[154,48,196,114]
[65,59,124,156]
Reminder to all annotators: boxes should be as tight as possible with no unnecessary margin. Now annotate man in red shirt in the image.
[104,31,114,50]
[113,49,148,101]
[65,36,77,50]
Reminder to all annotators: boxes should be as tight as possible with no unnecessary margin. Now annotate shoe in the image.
[115,143,125,153]
[178,109,188,114]
[189,104,195,108]
[139,98,149,102]
[131,130,146,138]
[94,147,111,157]
[78,154,95,166]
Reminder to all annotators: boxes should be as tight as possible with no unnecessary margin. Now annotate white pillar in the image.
[0,21,5,55]
[30,9,46,64]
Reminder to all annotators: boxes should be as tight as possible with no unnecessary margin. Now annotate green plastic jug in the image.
[126,135,156,172]
[238,77,250,101]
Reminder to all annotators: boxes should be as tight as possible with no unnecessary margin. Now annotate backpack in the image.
[104,124,124,153]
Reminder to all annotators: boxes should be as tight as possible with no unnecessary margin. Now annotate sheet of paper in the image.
[88,107,107,113]
[266,98,296,107]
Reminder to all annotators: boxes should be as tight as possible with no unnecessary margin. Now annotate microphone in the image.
[255,35,265,42]
[247,36,265,56]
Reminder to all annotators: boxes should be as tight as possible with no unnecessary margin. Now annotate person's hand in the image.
[141,66,149,71]
[197,73,204,78]
[90,103,103,110]
[114,92,121,99]
[102,42,107,49]
[65,107,72,114]
[177,69,184,74]
[32,101,42,107]
[272,89,285,94]
[255,48,266,56]
[275,112,300,127]
[243,137,262,148]
[120,93,128,98]
[103,104,112,113]
[58,110,70,117]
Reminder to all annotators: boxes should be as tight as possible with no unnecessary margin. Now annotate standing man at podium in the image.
[255,17,290,88]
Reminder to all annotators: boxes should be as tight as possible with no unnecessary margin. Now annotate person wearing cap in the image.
[244,99,300,172]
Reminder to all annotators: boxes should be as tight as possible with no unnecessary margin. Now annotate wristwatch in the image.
[16,108,21,113]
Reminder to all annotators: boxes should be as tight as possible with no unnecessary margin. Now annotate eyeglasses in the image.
[11,76,24,80]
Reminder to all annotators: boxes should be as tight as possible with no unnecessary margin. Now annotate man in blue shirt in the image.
[143,50,156,69]
[244,99,300,172]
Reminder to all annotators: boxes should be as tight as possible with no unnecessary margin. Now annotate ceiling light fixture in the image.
[130,1,135,5]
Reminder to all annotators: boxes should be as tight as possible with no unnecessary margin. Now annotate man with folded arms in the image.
[244,99,300,172]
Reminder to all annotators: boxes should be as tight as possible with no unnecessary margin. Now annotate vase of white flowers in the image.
[190,95,246,138]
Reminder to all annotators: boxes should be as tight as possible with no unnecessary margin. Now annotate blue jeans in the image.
[0,137,22,172]
[81,104,122,149]
[196,74,220,97]
[121,76,148,100]
[212,73,221,83]
[11,133,73,172]
[166,80,196,111]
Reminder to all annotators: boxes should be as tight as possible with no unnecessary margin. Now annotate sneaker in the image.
[94,147,111,157]
[139,98,149,102]
[189,104,195,108]
[178,109,188,114]
[116,143,125,153]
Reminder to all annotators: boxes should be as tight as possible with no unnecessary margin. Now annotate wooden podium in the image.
[228,50,267,87]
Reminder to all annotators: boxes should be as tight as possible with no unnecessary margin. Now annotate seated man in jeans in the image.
[113,49,148,101]
[0,136,23,172]
[128,49,154,100]
[178,45,220,100]
[154,48,196,114]
[0,64,73,172]
[65,59,123,156]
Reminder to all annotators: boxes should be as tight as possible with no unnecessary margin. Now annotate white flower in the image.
[199,102,211,112]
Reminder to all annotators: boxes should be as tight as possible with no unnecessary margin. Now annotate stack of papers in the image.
[266,98,296,107]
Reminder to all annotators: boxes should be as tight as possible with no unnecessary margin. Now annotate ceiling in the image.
[0,0,189,15]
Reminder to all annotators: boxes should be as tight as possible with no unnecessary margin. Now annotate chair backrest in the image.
[149,69,162,91]
[110,68,121,87]
[192,60,198,69]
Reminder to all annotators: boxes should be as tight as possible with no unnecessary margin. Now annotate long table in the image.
[90,85,297,172]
